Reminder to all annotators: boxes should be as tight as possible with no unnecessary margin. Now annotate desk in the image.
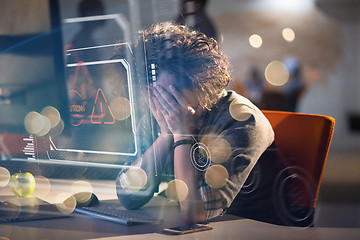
[1,179,360,240]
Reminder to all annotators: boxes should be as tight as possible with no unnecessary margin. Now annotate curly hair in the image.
[140,22,231,110]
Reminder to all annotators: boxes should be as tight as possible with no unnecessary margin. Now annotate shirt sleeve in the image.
[197,104,274,220]
[116,114,160,209]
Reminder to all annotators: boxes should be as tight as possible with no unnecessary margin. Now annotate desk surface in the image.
[1,179,359,240]
[1,210,360,240]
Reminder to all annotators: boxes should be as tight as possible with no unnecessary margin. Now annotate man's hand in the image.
[152,85,196,136]
[148,89,172,135]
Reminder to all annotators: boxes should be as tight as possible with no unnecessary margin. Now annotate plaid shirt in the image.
[117,91,274,220]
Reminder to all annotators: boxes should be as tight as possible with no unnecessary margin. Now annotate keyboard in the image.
[0,197,69,223]
[75,206,160,225]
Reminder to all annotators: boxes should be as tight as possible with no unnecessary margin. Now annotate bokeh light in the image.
[282,27,295,42]
[55,192,76,214]
[70,180,93,204]
[41,106,61,128]
[25,107,64,136]
[110,97,131,120]
[264,60,289,86]
[0,167,10,188]
[205,165,229,189]
[249,34,263,48]
[32,175,51,198]
[119,167,148,193]
[229,101,252,122]
[35,116,51,136]
[24,111,44,135]
[200,134,232,164]
[165,179,189,202]
[21,196,40,216]
[2,197,21,219]
[71,180,92,194]
[5,196,39,217]
[48,118,64,136]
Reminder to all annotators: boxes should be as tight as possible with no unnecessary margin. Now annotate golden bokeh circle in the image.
[249,34,263,48]
[120,167,148,193]
[41,106,61,128]
[55,192,76,214]
[2,197,21,218]
[48,118,64,136]
[165,179,189,202]
[24,111,44,134]
[229,101,252,122]
[70,180,93,203]
[200,134,232,164]
[265,60,289,86]
[32,175,51,198]
[205,165,229,189]
[110,97,131,121]
[36,116,51,136]
[0,167,10,188]
[282,27,295,42]
[5,196,39,217]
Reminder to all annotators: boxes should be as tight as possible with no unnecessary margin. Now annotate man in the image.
[116,22,274,224]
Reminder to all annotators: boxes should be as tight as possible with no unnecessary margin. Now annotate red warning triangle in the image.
[91,88,115,124]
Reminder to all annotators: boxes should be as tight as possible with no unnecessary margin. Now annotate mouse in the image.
[73,192,99,208]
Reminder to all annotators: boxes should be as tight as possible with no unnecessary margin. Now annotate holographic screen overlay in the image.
[54,58,137,156]
[30,42,154,169]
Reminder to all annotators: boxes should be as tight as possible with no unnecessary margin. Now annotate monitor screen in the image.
[0,0,178,180]
[40,43,152,171]
[36,11,158,178]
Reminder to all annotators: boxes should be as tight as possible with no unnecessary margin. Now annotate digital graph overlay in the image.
[53,58,138,156]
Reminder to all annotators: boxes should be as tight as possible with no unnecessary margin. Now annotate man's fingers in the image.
[169,85,196,115]
[156,86,180,110]
[169,85,190,107]
[153,96,169,116]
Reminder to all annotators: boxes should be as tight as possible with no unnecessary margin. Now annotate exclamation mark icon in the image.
[91,88,115,124]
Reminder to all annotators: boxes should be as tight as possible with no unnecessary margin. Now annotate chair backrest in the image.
[262,110,335,208]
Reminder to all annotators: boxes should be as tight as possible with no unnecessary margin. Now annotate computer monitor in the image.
[42,3,158,179]
[0,0,161,180]
[0,0,181,180]
[40,42,154,174]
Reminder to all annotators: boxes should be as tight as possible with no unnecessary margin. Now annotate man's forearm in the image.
[173,137,206,224]
[117,133,173,209]
[134,133,173,176]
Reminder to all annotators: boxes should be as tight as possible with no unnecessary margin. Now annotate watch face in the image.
[191,142,211,172]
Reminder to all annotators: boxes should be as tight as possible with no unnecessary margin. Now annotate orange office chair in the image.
[261,110,335,226]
